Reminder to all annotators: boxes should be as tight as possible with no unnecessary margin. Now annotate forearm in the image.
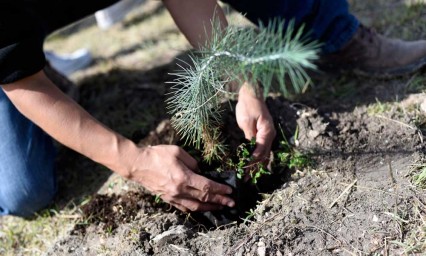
[163,0,228,49]
[1,71,137,177]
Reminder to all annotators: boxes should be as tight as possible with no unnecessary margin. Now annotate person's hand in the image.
[236,84,276,161]
[127,145,235,212]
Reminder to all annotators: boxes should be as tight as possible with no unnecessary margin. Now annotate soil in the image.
[45,1,426,255]
[47,83,426,255]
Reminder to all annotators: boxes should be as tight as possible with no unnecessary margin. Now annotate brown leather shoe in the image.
[319,25,426,78]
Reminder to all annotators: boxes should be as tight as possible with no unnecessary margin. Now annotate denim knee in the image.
[0,167,57,217]
[0,89,57,217]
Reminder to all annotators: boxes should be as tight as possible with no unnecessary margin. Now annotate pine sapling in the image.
[167,19,320,162]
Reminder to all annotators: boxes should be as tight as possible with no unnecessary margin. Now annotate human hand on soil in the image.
[236,84,276,161]
[128,145,235,212]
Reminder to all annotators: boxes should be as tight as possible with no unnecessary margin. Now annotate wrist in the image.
[106,135,141,179]
[238,82,264,100]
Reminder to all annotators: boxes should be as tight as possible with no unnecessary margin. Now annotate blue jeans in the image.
[0,89,56,217]
[222,0,359,53]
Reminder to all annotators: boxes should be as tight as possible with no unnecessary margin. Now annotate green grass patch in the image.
[412,166,426,189]
[405,75,426,93]
[367,98,395,115]
[275,126,313,178]
[0,206,80,255]
[390,201,426,254]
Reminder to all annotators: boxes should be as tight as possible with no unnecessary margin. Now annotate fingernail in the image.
[227,201,235,208]
[252,152,261,159]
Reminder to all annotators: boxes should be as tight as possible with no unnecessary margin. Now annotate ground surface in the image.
[1,0,425,255]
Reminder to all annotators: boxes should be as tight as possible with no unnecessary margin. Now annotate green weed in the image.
[413,166,426,189]
[154,195,163,204]
[233,138,271,184]
[243,209,256,224]
[275,126,312,172]
[367,98,394,115]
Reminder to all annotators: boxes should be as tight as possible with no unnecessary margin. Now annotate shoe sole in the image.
[352,56,426,79]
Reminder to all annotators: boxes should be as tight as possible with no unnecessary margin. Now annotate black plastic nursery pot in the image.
[193,167,283,228]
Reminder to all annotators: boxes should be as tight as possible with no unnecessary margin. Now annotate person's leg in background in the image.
[221,0,358,54]
[44,49,92,77]
[221,0,426,76]
[0,89,57,217]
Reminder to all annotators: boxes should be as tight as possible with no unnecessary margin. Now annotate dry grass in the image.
[0,205,82,255]
[389,198,426,254]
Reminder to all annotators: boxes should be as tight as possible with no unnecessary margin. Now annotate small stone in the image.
[421,99,426,113]
[257,242,266,256]
[308,130,320,139]
[151,225,188,246]
[372,215,379,222]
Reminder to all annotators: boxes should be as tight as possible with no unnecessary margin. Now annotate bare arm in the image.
[2,71,136,176]
[2,71,234,212]
[163,0,228,49]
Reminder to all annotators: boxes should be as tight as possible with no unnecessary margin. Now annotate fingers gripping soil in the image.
[184,173,235,207]
[138,145,234,211]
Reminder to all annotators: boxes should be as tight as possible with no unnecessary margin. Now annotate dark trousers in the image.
[222,0,359,53]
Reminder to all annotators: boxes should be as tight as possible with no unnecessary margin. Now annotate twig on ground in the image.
[57,214,81,219]
[375,114,417,130]
[339,183,400,197]
[341,247,358,256]
[384,236,391,256]
[169,244,192,254]
[329,179,358,209]
[375,114,424,142]
[215,221,238,230]
[387,160,397,185]
[383,212,410,224]
[197,232,223,240]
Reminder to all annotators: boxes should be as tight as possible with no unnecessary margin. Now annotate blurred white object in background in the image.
[95,0,145,30]
[45,0,144,76]
[44,49,92,76]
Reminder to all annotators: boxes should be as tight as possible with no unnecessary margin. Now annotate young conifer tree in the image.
[167,20,320,162]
